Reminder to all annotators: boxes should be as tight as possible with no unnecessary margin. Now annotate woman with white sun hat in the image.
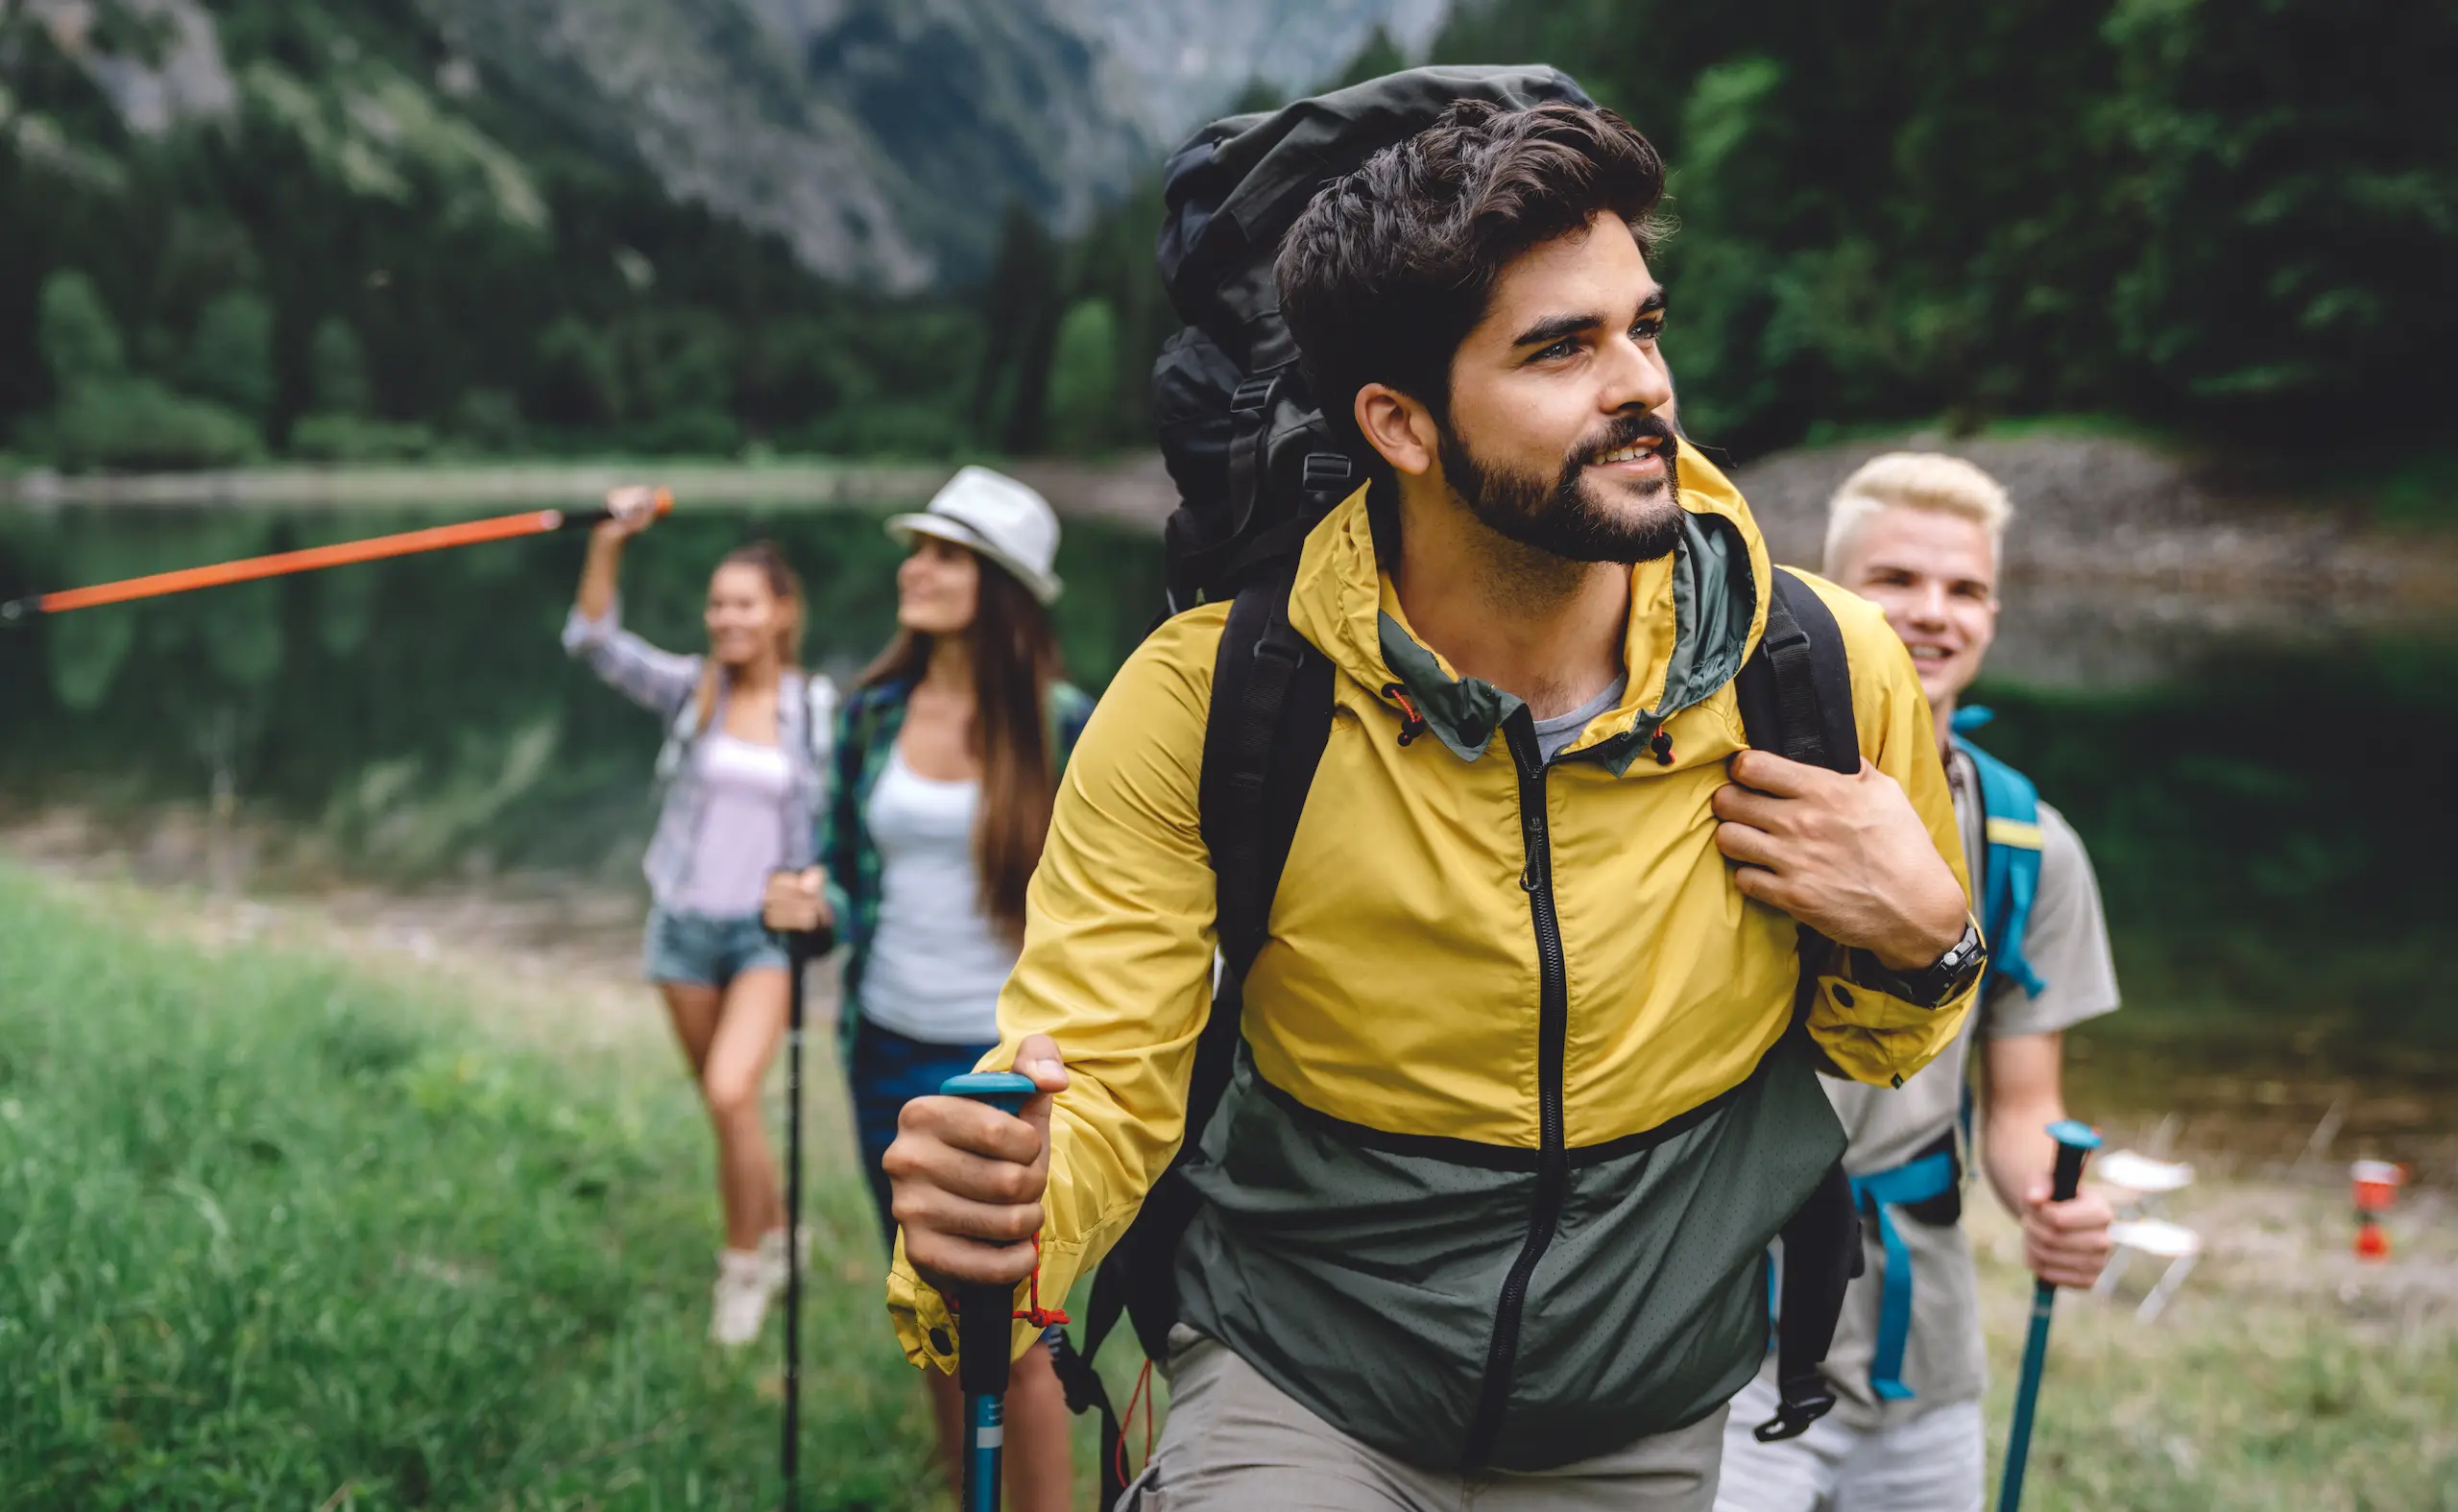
[763,466,1085,1508]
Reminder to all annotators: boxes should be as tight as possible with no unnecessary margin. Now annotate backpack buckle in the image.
[1230,375,1278,416]
[1752,1374,1840,1443]
[1301,451,1353,494]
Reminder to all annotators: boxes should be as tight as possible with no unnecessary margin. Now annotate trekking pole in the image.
[937,1069,1041,1512]
[0,491,672,624]
[775,909,835,1512]
[1997,1119,2102,1512]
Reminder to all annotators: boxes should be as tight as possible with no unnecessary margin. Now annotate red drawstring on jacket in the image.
[1381,683,1429,746]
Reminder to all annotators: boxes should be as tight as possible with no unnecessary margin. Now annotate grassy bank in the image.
[0,864,930,1510]
[1967,1182,2458,1511]
[3,858,2451,1509]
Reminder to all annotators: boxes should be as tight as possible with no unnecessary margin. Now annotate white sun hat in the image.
[885,466,1064,605]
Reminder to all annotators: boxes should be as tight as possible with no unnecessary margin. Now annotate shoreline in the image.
[7,803,2446,1191]
[10,435,2452,608]
[0,452,1181,531]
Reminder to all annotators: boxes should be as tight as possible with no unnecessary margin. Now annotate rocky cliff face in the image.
[17,0,1451,287]
[409,0,1454,287]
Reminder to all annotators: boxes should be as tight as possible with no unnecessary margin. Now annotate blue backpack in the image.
[1841,706,2049,1406]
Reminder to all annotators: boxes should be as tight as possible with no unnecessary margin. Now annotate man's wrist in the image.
[1854,917,1986,1008]
[1871,908,1968,973]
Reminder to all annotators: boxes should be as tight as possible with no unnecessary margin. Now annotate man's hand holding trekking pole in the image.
[887,1036,1071,1292]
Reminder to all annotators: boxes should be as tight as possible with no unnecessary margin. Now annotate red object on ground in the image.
[2351,1160,2404,1260]
[2351,1160,2404,1214]
[2354,1218,2390,1260]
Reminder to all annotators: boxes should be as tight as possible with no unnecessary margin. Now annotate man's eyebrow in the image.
[1509,288,1669,348]
[1510,311,1602,348]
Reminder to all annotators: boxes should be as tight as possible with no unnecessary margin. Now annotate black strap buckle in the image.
[1230,375,1278,416]
[1301,450,1353,493]
[1752,1375,1841,1443]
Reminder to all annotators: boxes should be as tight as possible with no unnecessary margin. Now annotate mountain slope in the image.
[413,0,1449,285]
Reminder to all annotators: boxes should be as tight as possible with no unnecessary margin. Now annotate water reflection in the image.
[2,500,2452,1171]
[0,502,1162,879]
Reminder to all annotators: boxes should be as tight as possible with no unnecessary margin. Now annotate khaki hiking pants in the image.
[1120,1327,1725,1512]
[1711,1374,1984,1512]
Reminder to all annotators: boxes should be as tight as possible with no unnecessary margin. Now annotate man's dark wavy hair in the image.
[1274,99,1671,447]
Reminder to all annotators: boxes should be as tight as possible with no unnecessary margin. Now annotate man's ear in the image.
[1355,383,1440,477]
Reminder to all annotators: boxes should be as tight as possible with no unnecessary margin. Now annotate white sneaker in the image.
[710,1248,776,1347]
[757,1224,814,1284]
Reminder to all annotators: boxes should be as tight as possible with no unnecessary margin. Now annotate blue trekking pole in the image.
[938,1069,1041,1512]
[1998,1119,2102,1512]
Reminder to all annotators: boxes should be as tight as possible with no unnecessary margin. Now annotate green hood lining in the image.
[1372,509,1759,774]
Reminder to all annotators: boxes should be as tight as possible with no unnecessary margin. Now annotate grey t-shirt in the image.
[1798,744,2122,1425]
[1532,675,1628,763]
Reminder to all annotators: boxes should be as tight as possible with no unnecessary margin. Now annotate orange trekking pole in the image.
[0,490,672,625]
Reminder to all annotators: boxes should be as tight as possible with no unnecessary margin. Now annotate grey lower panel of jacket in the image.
[1173,1042,1847,1473]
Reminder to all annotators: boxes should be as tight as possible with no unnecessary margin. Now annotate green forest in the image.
[5,0,2450,476]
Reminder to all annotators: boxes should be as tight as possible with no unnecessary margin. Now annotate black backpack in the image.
[1048,68,1862,1504]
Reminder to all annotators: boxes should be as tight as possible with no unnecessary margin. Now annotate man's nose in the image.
[1908,583,1950,625]
[1600,333,1675,416]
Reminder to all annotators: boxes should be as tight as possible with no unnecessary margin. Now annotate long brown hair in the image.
[860,550,1063,943]
[694,540,806,732]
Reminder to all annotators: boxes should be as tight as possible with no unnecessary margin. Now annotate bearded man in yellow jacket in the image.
[865,101,1981,1509]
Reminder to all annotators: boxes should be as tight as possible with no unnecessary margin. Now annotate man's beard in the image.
[1438,410,1685,564]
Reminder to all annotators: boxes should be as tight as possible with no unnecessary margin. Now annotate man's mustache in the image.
[1565,410,1676,473]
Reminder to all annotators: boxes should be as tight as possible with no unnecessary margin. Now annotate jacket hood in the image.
[1287,440,1774,775]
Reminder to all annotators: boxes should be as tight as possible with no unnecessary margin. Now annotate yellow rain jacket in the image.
[888,446,1975,1471]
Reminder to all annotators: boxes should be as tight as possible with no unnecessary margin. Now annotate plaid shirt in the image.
[563,601,823,908]
[822,675,1095,1040]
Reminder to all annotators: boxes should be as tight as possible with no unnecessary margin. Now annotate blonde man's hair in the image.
[1821,452,2015,578]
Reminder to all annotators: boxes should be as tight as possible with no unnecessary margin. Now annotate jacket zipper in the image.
[1462,710,1572,1468]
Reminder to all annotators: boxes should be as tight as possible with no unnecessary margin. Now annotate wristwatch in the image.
[1853,919,1987,1009]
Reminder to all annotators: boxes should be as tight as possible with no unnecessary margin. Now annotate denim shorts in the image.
[641,907,790,988]
[849,1018,997,1249]
[849,1018,1066,1350]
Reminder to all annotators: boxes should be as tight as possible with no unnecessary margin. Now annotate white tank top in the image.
[669,731,792,917]
[856,751,1020,1044]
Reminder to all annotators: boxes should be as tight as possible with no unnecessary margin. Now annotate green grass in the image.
[5,860,2447,1509]
[0,866,938,1510]
[1968,1184,2458,1511]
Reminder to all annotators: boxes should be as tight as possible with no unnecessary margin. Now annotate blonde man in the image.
[1716,453,2122,1512]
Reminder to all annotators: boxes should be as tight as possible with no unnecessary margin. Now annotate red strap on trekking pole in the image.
[939,1235,1072,1331]
[1016,1235,1072,1329]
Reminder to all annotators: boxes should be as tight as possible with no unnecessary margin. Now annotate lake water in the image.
[2,500,2451,1179]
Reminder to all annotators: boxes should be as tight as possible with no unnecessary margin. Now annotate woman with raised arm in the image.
[762,468,1086,1510]
[566,486,830,1346]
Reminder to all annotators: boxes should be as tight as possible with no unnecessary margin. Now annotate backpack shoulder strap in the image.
[1200,575,1336,980]
[1051,577,1334,1511]
[1730,565,1867,1448]
[1954,733,2049,997]
[1734,566,1858,775]
[802,672,839,774]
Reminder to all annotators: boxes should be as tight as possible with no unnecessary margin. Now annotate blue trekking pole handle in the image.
[1997,1119,2101,1512]
[939,1069,1041,1512]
